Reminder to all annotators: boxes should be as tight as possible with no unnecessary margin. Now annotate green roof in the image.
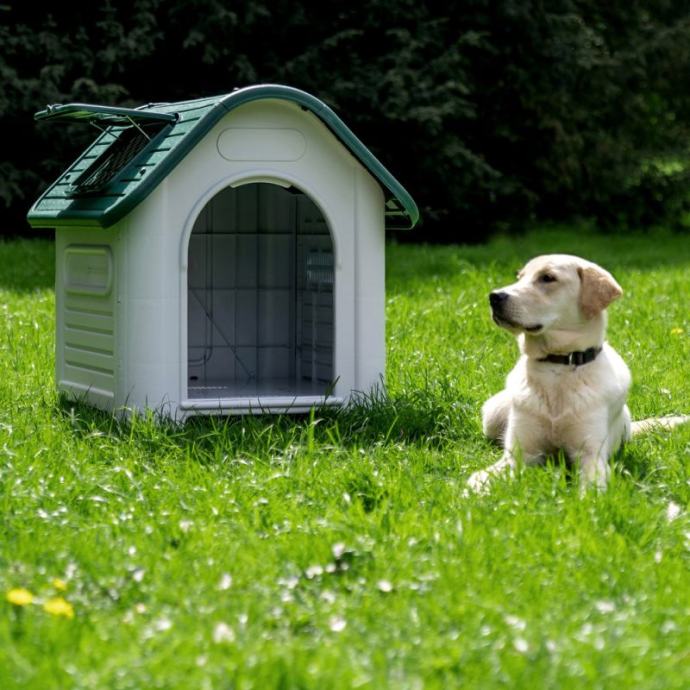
[27,85,419,230]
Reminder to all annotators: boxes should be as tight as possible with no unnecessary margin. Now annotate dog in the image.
[467,254,688,493]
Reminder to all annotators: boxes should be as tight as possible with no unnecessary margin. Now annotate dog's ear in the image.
[578,265,623,318]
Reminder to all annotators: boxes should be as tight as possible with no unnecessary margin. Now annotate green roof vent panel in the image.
[68,124,170,196]
[35,103,178,127]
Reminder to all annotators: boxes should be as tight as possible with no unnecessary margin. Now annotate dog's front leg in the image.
[570,417,617,493]
[467,412,543,494]
[466,451,517,494]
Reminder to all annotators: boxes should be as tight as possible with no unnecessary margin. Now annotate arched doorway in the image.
[186,182,335,400]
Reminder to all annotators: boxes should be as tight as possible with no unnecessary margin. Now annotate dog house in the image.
[27,84,418,417]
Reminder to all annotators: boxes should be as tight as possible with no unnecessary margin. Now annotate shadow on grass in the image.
[617,438,670,485]
[53,389,680,495]
[54,383,481,463]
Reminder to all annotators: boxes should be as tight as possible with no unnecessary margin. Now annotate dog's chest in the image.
[509,364,608,446]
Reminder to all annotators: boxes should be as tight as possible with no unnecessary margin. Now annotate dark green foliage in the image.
[3,1,690,239]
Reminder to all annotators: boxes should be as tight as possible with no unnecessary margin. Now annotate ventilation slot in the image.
[70,125,161,195]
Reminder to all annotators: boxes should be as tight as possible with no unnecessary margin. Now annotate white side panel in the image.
[55,228,120,410]
[354,169,386,395]
[120,192,180,416]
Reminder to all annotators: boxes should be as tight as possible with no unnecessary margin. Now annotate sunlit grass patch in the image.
[1,228,689,689]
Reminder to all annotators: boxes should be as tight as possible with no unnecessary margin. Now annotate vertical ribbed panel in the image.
[60,246,116,401]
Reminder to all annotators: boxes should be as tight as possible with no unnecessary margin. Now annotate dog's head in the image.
[489,254,622,336]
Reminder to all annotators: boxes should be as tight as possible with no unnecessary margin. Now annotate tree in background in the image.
[3,0,690,241]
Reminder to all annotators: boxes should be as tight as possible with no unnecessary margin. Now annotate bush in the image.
[3,1,690,240]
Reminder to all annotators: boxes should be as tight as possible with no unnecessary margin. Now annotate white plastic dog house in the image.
[28,84,419,417]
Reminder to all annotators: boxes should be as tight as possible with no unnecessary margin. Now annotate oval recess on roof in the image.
[216,128,306,162]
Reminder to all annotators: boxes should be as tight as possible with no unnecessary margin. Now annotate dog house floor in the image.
[187,378,332,399]
[187,183,336,406]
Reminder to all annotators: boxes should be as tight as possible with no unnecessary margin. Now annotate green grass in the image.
[1,227,689,689]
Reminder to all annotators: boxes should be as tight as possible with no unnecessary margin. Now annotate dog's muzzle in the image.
[488,291,542,333]
[489,291,517,329]
[489,291,509,315]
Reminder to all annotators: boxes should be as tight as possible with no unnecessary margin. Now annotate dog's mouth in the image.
[492,312,543,334]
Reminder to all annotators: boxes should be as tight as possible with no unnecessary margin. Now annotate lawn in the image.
[1,227,689,689]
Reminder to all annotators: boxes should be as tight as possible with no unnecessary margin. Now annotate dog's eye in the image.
[539,273,557,284]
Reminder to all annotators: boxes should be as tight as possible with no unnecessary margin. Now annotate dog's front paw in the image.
[466,469,493,495]
[465,457,516,496]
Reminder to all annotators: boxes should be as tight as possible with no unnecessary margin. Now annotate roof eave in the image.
[27,206,107,229]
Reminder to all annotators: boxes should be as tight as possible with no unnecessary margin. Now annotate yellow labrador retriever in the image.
[468,254,687,493]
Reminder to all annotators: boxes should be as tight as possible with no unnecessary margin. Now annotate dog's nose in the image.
[489,291,509,309]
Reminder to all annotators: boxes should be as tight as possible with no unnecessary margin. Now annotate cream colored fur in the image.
[468,254,689,493]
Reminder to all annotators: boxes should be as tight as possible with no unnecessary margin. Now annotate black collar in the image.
[537,346,602,367]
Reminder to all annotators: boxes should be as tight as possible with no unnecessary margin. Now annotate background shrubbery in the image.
[3,1,690,241]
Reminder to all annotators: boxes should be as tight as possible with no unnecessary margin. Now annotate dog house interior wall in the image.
[187,183,334,400]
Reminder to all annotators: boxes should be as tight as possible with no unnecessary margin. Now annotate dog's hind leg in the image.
[631,414,690,436]
[482,390,512,444]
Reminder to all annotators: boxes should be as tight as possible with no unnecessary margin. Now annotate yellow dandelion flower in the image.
[671,327,684,335]
[52,578,67,592]
[43,597,74,619]
[6,588,34,606]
